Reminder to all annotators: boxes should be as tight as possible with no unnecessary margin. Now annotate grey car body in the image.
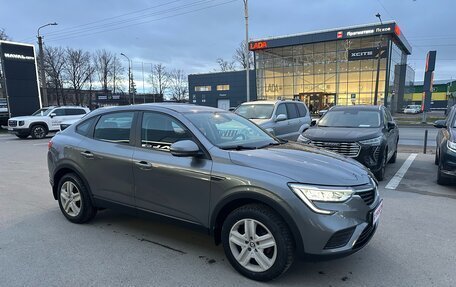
[48,104,381,281]
[235,100,311,141]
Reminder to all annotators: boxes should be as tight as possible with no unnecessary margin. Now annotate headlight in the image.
[448,141,456,152]
[297,134,311,143]
[288,183,355,214]
[18,121,25,126]
[359,136,383,146]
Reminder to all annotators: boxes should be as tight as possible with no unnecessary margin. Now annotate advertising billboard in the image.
[0,41,41,117]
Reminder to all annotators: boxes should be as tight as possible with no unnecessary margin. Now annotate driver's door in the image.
[132,111,212,226]
[49,108,66,130]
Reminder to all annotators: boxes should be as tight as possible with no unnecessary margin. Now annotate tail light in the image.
[48,140,53,150]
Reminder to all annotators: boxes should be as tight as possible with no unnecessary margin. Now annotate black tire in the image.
[389,148,397,164]
[437,162,451,185]
[375,149,387,181]
[15,134,29,139]
[434,148,439,165]
[221,204,295,282]
[57,173,97,223]
[30,124,47,139]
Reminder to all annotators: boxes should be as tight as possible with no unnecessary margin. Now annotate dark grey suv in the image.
[47,104,382,281]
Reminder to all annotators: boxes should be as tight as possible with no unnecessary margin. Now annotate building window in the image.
[216,84,230,91]
[195,86,211,92]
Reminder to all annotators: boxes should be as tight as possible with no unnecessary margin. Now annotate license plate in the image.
[372,200,383,225]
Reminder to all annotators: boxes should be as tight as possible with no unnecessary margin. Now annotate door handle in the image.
[80,151,94,159]
[135,160,153,169]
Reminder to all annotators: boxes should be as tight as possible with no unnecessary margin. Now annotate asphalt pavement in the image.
[0,133,455,287]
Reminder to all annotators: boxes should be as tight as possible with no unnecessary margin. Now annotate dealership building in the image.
[189,21,415,112]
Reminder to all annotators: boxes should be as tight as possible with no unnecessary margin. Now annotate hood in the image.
[250,118,271,125]
[304,127,382,142]
[9,115,45,121]
[229,142,371,186]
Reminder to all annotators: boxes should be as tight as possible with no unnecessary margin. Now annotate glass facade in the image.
[254,35,405,111]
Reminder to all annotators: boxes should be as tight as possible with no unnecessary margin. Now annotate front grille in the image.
[324,227,356,249]
[353,224,377,249]
[310,141,361,157]
[8,120,17,127]
[356,188,376,205]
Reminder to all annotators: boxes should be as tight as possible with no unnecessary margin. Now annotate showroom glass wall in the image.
[255,35,395,107]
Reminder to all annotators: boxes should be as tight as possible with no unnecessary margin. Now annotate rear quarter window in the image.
[76,117,97,137]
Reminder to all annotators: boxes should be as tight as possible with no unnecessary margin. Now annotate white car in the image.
[7,106,90,139]
[403,105,421,114]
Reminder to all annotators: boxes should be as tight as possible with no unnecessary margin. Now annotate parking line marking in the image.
[385,153,417,190]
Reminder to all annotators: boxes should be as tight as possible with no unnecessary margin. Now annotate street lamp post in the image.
[243,0,250,102]
[120,53,134,104]
[37,22,57,107]
[373,13,383,106]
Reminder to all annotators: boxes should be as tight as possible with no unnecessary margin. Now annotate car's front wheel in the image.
[30,124,47,139]
[221,204,295,282]
[57,173,97,223]
[375,148,388,181]
[437,162,451,185]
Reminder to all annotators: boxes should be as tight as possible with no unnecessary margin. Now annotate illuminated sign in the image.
[337,31,343,38]
[4,53,34,61]
[249,41,268,50]
[394,25,401,36]
[348,47,387,61]
[345,26,391,38]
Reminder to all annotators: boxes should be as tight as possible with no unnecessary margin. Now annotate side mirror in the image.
[433,120,447,129]
[275,114,287,122]
[387,121,396,130]
[49,113,56,118]
[170,140,201,157]
[311,119,317,127]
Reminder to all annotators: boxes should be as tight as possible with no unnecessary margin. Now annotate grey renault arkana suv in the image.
[47,104,382,282]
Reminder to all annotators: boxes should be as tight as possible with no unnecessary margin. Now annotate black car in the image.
[434,105,456,185]
[298,105,399,181]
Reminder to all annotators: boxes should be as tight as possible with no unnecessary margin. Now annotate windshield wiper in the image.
[220,145,258,151]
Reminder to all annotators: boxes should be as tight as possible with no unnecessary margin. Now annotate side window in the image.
[53,109,65,116]
[276,104,288,118]
[286,103,299,119]
[296,103,307,117]
[93,112,134,144]
[66,108,86,115]
[141,112,192,152]
[76,117,97,137]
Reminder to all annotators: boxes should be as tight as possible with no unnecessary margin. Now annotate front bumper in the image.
[7,127,30,135]
[354,144,385,173]
[290,182,382,258]
[440,143,456,177]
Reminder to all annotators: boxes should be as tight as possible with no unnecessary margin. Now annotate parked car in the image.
[59,118,80,131]
[7,106,89,139]
[48,104,382,281]
[434,105,456,185]
[235,100,311,140]
[298,105,399,181]
[403,105,421,114]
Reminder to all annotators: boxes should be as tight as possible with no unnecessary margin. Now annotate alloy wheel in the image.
[33,126,46,139]
[229,218,277,273]
[60,181,82,217]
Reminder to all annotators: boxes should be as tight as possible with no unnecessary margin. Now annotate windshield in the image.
[318,109,381,128]
[235,104,274,119]
[32,108,52,116]
[184,112,279,149]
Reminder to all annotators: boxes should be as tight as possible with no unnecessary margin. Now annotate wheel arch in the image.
[210,192,304,255]
[52,163,93,202]
[30,121,50,132]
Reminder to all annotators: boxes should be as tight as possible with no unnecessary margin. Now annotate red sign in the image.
[337,31,343,38]
[394,25,401,36]
[249,41,268,50]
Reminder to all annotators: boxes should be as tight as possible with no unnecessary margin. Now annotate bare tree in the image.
[148,63,169,99]
[93,49,114,93]
[63,48,92,106]
[169,69,188,102]
[43,46,66,105]
[233,40,254,69]
[215,58,236,72]
[0,28,9,40]
[111,55,125,93]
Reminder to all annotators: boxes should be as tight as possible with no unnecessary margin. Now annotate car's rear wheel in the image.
[221,204,294,282]
[15,134,29,139]
[31,125,47,139]
[57,173,97,223]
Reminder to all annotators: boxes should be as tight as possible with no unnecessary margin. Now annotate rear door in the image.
[285,103,301,140]
[76,111,136,206]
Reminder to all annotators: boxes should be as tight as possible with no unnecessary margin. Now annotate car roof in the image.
[240,100,304,105]
[87,103,224,116]
[330,105,382,111]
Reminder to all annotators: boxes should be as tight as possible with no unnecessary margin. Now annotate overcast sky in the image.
[2,0,455,85]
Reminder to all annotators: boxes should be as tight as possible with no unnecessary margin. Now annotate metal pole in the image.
[37,35,48,107]
[244,0,250,102]
[142,62,145,103]
[373,40,382,106]
[120,53,131,104]
[423,129,428,154]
